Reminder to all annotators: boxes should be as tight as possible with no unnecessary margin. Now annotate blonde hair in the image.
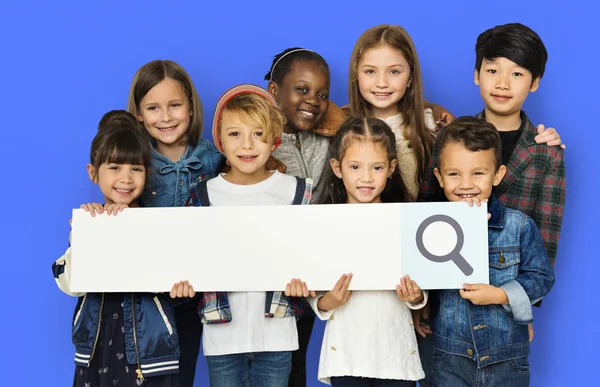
[218,93,285,145]
[127,60,203,146]
[348,25,434,184]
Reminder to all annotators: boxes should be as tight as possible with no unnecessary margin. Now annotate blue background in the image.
[2,1,598,385]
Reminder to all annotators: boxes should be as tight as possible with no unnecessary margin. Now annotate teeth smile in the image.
[115,189,133,193]
[157,126,176,131]
[299,110,314,117]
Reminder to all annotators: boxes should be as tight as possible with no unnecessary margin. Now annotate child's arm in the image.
[424,101,455,128]
[461,218,555,324]
[532,151,566,266]
[396,275,429,310]
[52,247,85,297]
[307,273,352,320]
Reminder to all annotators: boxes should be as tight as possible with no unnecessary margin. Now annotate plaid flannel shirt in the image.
[185,176,312,324]
[418,111,566,265]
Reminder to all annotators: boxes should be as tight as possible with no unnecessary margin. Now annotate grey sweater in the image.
[273,131,331,204]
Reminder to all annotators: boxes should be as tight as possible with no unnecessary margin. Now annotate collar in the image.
[150,142,203,175]
[487,195,505,229]
[477,109,537,147]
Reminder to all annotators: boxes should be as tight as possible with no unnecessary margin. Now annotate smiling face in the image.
[219,110,275,184]
[269,60,330,133]
[330,139,397,204]
[357,45,411,119]
[475,57,539,124]
[135,77,192,149]
[434,141,506,203]
[87,162,146,205]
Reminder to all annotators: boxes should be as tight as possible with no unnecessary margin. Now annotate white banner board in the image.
[69,202,489,292]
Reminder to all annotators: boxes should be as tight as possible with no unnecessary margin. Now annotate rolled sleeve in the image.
[307,293,335,320]
[500,280,532,324]
[406,290,429,310]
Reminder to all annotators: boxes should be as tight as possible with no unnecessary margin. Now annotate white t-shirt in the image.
[202,171,300,356]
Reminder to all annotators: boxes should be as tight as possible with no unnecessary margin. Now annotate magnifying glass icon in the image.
[415,214,473,276]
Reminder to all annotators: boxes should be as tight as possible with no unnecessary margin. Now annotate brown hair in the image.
[322,116,412,204]
[127,60,203,145]
[90,111,151,179]
[348,24,434,184]
[437,116,503,170]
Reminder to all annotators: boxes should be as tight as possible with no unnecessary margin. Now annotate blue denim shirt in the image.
[139,139,222,207]
[433,196,555,368]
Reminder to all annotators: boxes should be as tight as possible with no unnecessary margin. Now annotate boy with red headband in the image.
[186,84,312,387]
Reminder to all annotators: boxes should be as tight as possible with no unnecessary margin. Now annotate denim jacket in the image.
[433,196,555,368]
[139,139,223,208]
[52,249,180,379]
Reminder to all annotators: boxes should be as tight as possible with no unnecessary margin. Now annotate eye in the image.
[364,69,375,75]
[228,131,240,137]
[486,69,497,74]
[108,164,119,170]
[474,171,485,176]
[318,93,329,99]
[133,166,145,173]
[447,172,458,177]
[390,69,401,75]
[170,103,182,108]
[296,87,308,93]
[146,106,158,111]
[512,72,523,77]
[253,131,264,137]
[374,166,384,171]
[349,165,359,170]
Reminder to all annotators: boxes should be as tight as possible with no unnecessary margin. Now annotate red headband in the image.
[212,84,282,154]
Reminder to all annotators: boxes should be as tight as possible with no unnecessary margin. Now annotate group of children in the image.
[52,21,565,387]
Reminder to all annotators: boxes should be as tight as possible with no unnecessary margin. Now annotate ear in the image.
[474,69,480,86]
[86,164,98,183]
[530,77,540,92]
[267,81,279,99]
[493,165,507,186]
[433,167,444,188]
[330,158,343,179]
[388,159,398,177]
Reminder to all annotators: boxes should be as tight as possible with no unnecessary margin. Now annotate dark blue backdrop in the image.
[2,1,597,386]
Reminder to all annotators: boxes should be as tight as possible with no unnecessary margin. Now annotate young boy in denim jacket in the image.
[430,116,555,386]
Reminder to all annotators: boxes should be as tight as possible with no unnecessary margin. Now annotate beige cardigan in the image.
[384,109,437,200]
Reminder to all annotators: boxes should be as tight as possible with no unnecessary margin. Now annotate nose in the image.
[119,168,134,183]
[304,91,319,107]
[161,107,172,122]
[495,72,510,90]
[375,72,388,88]
[241,134,253,150]
[360,169,374,183]
[459,175,474,189]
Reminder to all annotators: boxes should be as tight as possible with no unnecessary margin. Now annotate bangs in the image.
[95,128,150,168]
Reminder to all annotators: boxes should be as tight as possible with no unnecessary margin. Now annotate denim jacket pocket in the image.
[139,181,169,207]
[489,249,520,287]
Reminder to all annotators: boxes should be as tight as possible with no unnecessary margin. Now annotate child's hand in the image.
[396,275,424,303]
[461,197,487,208]
[285,278,316,297]
[528,323,534,342]
[104,203,129,215]
[459,283,508,305]
[317,273,353,312]
[535,124,566,149]
[80,202,104,216]
[170,280,196,299]
[411,304,433,338]
[431,104,455,129]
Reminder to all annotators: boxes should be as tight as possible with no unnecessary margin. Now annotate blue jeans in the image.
[206,351,292,387]
[431,349,530,387]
